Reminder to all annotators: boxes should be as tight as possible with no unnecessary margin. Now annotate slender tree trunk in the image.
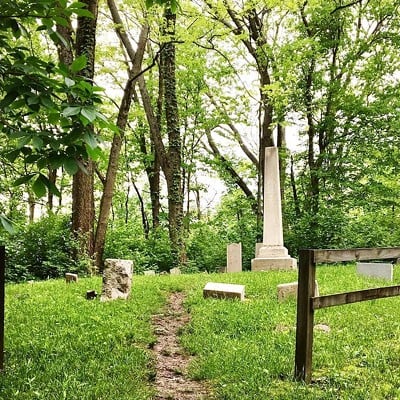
[161,8,186,267]
[93,22,148,269]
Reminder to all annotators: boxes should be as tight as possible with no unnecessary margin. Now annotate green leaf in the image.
[83,132,98,149]
[85,144,103,161]
[62,106,81,117]
[0,215,15,234]
[65,77,75,87]
[5,149,20,163]
[63,158,79,175]
[81,107,97,123]
[32,175,47,198]
[71,55,87,73]
[14,174,35,186]
[32,136,44,150]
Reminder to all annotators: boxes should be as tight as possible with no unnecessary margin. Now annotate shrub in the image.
[3,214,84,282]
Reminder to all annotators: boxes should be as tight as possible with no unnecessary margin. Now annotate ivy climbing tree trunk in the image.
[160,8,186,268]
[72,0,99,259]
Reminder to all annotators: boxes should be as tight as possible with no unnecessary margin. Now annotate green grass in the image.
[1,266,400,399]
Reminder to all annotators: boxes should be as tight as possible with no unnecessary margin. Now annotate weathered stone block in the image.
[65,273,78,283]
[252,257,297,271]
[356,262,393,281]
[227,243,242,273]
[203,282,245,301]
[277,281,319,301]
[100,259,133,302]
[144,270,156,276]
[169,267,181,275]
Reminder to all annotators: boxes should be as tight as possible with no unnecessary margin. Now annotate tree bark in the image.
[71,0,99,259]
[160,8,186,267]
[93,12,148,269]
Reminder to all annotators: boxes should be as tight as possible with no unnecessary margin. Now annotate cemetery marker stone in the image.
[203,282,245,301]
[227,243,242,273]
[100,259,133,301]
[252,147,297,271]
[356,262,393,281]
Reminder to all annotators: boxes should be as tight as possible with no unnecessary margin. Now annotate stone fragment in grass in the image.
[144,270,156,276]
[203,282,245,301]
[86,290,97,300]
[277,281,319,301]
[65,273,78,283]
[356,262,393,281]
[170,267,181,275]
[315,324,330,333]
[100,259,133,302]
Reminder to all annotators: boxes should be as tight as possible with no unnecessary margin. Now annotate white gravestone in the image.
[227,243,242,273]
[100,259,133,302]
[203,282,245,301]
[356,262,393,281]
[65,273,78,283]
[252,147,297,271]
[144,270,156,276]
[169,267,181,275]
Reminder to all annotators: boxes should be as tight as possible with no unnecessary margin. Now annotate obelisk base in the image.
[251,257,297,271]
[251,245,297,271]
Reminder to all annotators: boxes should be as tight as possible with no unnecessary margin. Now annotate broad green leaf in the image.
[32,176,47,198]
[71,55,87,73]
[14,174,35,186]
[81,107,97,123]
[64,77,75,87]
[83,132,98,148]
[62,106,81,117]
[32,136,44,150]
[63,158,79,175]
[5,149,20,163]
[85,144,103,161]
[40,175,61,197]
[0,215,15,234]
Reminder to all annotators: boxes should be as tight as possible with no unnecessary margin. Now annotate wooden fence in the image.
[294,247,400,383]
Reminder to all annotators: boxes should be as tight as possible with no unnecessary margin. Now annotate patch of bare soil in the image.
[151,292,211,400]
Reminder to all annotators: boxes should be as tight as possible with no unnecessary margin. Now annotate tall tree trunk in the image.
[71,0,99,259]
[93,18,148,269]
[161,8,185,268]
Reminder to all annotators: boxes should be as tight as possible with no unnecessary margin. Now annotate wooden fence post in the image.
[0,246,5,372]
[294,249,316,383]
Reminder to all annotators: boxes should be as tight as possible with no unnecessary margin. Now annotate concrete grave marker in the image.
[277,281,319,302]
[65,273,78,283]
[356,262,393,281]
[169,267,181,275]
[203,282,245,301]
[100,259,133,302]
[252,147,297,271]
[144,270,156,276]
[227,243,242,273]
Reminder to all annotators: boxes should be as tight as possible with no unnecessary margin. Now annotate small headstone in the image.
[144,270,156,276]
[277,281,319,301]
[100,259,133,302]
[203,282,245,301]
[356,262,393,281]
[218,266,227,273]
[159,271,168,275]
[169,267,181,275]
[227,243,242,273]
[65,273,78,283]
[86,290,97,300]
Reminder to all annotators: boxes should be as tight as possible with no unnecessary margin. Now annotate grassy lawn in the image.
[0,266,399,399]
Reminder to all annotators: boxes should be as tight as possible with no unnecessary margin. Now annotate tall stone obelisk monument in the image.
[251,147,297,271]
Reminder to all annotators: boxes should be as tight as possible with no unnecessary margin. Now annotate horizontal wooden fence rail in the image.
[294,247,400,383]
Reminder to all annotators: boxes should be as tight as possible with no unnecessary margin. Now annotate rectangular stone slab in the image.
[356,262,393,281]
[203,282,245,301]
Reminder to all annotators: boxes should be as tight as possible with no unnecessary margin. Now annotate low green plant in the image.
[2,266,400,399]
